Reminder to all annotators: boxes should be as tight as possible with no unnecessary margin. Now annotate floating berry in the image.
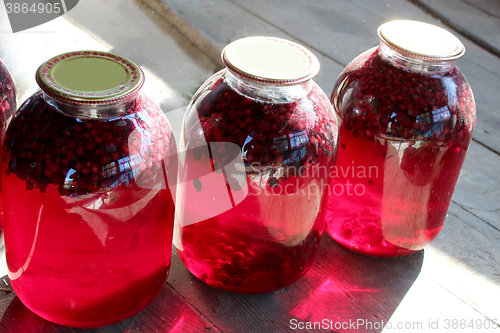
[193,177,203,192]
[267,177,279,189]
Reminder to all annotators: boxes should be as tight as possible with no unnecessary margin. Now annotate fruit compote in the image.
[325,21,476,257]
[0,59,17,245]
[1,51,176,327]
[176,37,338,293]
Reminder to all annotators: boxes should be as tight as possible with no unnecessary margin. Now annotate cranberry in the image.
[267,177,279,189]
[192,178,203,192]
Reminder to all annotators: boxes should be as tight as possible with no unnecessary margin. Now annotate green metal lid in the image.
[222,36,320,85]
[36,51,144,105]
[378,20,465,61]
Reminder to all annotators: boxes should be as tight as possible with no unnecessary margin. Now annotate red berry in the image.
[91,164,99,174]
[99,155,110,166]
[76,146,85,156]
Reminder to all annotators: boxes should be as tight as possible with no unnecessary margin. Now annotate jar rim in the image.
[377,20,465,61]
[36,51,144,105]
[222,36,320,85]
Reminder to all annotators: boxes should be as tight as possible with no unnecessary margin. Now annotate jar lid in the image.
[222,36,320,85]
[378,20,465,61]
[36,51,144,105]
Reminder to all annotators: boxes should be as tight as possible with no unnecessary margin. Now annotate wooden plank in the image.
[0,278,15,322]
[410,0,500,57]
[229,0,432,68]
[383,203,500,332]
[64,0,218,104]
[452,140,500,230]
[384,277,500,333]
[430,203,500,321]
[460,0,500,19]
[0,277,220,332]
[347,0,500,77]
[143,0,347,94]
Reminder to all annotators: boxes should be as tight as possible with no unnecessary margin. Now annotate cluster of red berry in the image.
[190,73,337,184]
[3,92,171,196]
[336,48,475,141]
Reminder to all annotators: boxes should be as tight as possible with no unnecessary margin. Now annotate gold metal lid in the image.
[36,51,144,105]
[222,36,320,85]
[378,20,465,61]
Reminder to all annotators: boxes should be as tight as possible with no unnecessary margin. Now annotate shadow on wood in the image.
[0,276,217,332]
[167,235,424,333]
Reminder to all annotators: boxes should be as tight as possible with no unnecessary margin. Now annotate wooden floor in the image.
[0,0,499,332]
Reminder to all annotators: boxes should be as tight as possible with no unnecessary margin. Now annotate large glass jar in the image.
[1,51,176,327]
[325,21,476,257]
[175,37,338,293]
[0,58,17,246]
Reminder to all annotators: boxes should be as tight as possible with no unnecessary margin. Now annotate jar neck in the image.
[42,92,137,119]
[224,69,312,104]
[378,39,456,74]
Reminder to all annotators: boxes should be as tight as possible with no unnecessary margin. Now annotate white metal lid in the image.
[222,36,320,85]
[378,20,465,61]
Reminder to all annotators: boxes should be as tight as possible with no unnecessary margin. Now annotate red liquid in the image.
[176,72,338,292]
[1,92,175,327]
[325,48,475,257]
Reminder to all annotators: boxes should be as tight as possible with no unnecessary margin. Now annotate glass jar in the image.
[0,58,17,246]
[175,37,338,293]
[325,20,476,257]
[1,51,176,327]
